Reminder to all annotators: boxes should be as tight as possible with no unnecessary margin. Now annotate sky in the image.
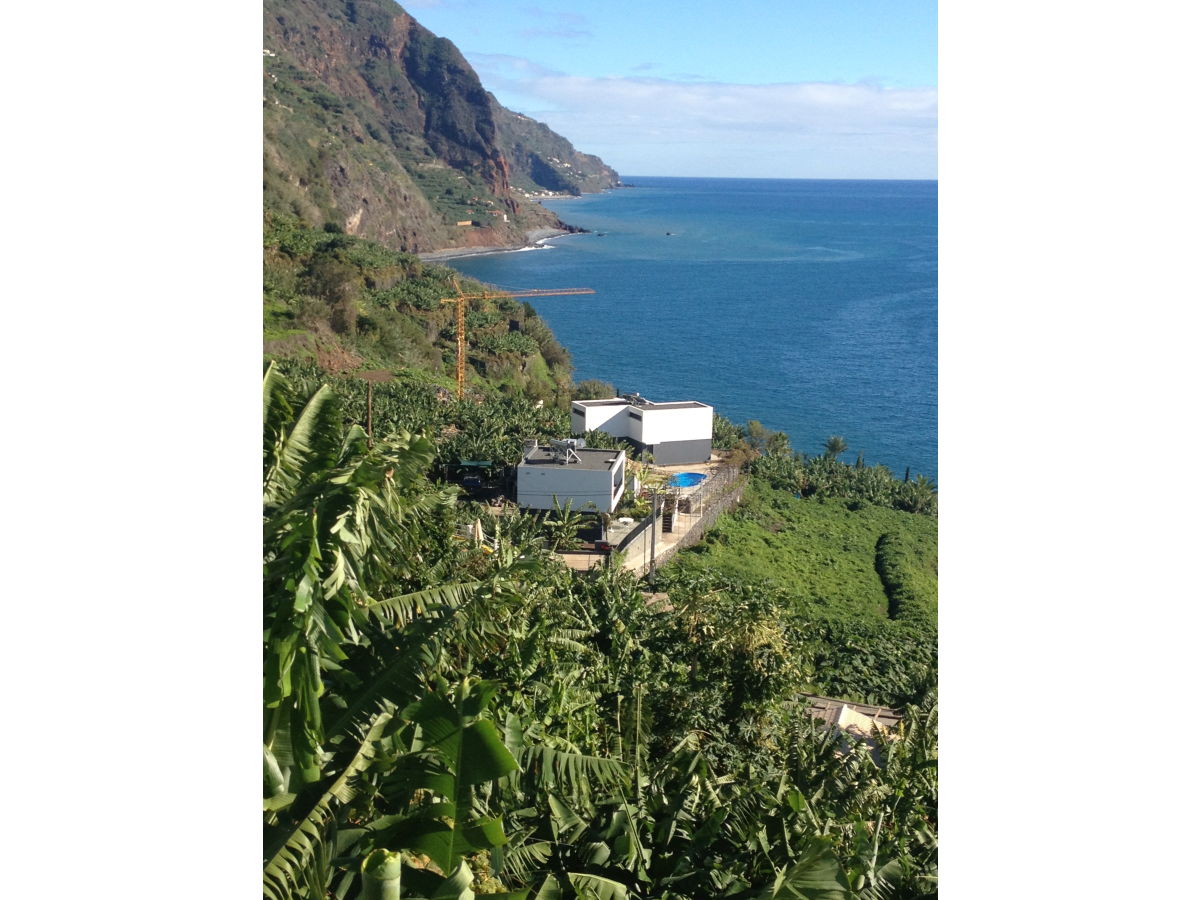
[401,0,937,179]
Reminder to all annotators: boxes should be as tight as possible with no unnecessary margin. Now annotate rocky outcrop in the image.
[263,0,617,253]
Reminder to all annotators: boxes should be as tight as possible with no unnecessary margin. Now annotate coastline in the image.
[418,185,627,262]
[418,227,579,262]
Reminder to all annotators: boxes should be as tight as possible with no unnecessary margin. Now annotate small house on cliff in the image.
[571,394,713,465]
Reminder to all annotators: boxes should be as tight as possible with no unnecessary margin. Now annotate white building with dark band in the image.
[571,394,714,465]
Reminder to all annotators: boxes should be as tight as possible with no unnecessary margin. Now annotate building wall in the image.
[615,509,662,572]
[517,458,624,513]
[638,405,713,445]
[625,408,644,444]
[575,402,631,436]
[647,438,713,466]
[623,437,712,465]
[574,402,713,460]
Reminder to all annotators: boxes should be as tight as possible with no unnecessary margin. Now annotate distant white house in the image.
[571,395,713,465]
[516,440,626,514]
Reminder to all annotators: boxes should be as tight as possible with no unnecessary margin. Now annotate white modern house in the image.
[516,440,626,514]
[571,395,714,465]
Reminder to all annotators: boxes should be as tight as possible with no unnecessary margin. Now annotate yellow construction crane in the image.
[440,278,595,399]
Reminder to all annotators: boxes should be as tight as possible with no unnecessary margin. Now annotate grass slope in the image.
[673,479,937,624]
[668,477,937,705]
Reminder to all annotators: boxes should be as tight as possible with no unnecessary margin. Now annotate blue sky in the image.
[401,0,937,179]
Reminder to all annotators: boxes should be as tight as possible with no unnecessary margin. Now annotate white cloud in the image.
[469,54,937,179]
[515,7,592,40]
[518,27,592,40]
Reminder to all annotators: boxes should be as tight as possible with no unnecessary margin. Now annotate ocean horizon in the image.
[445,176,938,481]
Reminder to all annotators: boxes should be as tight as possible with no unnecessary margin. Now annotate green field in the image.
[665,477,937,707]
[671,479,937,624]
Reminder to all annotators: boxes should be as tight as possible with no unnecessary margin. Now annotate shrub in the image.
[712,413,743,449]
[574,379,617,400]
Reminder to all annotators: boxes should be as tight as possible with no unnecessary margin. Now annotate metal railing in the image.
[617,466,748,576]
[656,471,747,563]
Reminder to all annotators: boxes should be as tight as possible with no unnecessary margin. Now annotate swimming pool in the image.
[668,472,707,488]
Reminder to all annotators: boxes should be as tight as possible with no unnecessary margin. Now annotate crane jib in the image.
[438,287,595,398]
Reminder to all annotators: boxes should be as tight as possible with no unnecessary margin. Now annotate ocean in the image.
[444,177,937,481]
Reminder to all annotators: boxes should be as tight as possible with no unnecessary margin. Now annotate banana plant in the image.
[542,498,588,553]
[264,363,460,778]
[355,678,520,897]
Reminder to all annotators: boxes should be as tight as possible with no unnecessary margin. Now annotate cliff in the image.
[263,0,619,254]
[492,101,621,197]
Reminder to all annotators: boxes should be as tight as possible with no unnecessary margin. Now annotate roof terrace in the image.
[520,447,625,471]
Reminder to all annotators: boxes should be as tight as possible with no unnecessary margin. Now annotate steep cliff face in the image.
[492,101,621,196]
[263,0,617,253]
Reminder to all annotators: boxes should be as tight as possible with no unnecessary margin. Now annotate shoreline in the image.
[418,227,580,262]
[417,184,628,262]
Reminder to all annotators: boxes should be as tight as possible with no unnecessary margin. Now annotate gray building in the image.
[516,441,626,513]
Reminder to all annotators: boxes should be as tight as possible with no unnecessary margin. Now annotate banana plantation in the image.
[264,364,937,899]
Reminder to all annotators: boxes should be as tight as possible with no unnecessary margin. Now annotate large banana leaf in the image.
[264,705,394,900]
[533,873,630,900]
[756,838,853,900]
[366,680,518,878]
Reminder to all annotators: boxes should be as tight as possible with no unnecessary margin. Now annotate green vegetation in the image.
[875,530,938,629]
[824,435,850,460]
[264,366,938,899]
[264,215,575,403]
[671,480,935,622]
[267,357,568,473]
[662,416,937,710]
[663,479,936,708]
[262,213,938,900]
[751,450,937,516]
[573,379,619,400]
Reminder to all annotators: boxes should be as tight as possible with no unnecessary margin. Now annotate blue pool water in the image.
[445,177,937,481]
[669,472,707,488]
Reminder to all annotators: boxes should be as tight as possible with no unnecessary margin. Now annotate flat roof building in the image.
[571,394,714,465]
[516,441,626,514]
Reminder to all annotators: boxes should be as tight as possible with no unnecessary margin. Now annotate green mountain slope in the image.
[263,0,619,254]
[492,101,621,197]
[264,215,575,402]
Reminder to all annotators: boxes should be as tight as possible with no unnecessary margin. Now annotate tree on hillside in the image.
[574,378,617,400]
[823,435,849,459]
[745,419,772,453]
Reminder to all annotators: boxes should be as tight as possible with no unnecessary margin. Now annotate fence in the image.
[617,466,748,576]
[656,470,747,565]
[670,465,741,518]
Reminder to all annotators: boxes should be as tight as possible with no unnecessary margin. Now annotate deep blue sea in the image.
[445,177,937,481]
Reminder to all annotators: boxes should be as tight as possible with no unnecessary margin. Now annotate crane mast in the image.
[440,279,595,399]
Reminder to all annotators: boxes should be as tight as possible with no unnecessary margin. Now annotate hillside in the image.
[264,215,576,403]
[263,0,619,254]
[492,101,621,197]
[664,478,937,706]
[672,480,937,625]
